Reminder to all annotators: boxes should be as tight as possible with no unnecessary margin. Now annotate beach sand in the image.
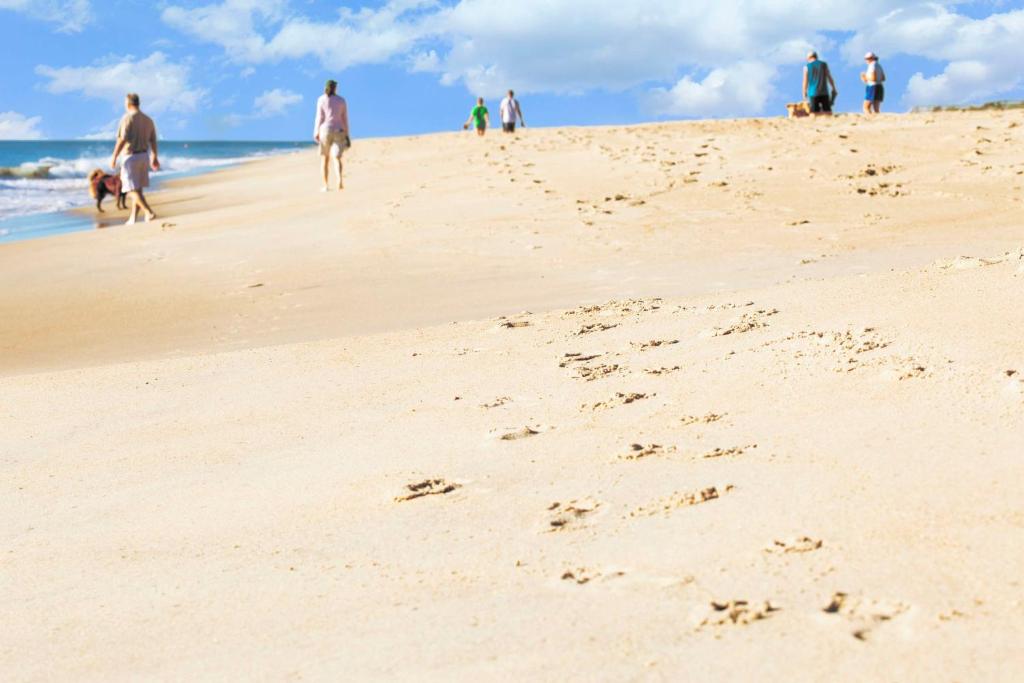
[2,111,1023,680]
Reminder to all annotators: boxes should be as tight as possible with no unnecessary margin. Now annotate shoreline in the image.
[0,143,310,244]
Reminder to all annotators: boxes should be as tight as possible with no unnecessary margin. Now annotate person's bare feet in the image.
[125,213,137,226]
[145,212,156,223]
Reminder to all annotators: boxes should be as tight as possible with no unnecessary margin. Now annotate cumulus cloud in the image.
[253,88,303,118]
[159,0,1024,115]
[35,52,207,115]
[0,0,91,33]
[648,62,777,118]
[0,111,44,140]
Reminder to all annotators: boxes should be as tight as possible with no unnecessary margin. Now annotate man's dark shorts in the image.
[809,95,832,114]
[502,122,516,133]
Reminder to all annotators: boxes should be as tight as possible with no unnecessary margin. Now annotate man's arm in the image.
[150,125,159,170]
[828,67,838,94]
[341,99,350,138]
[110,138,126,170]
[313,99,324,141]
[517,102,525,126]
[802,67,809,100]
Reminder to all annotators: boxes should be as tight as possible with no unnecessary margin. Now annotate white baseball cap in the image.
[864,52,877,60]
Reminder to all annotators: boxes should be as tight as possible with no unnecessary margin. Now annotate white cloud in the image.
[0,111,44,140]
[36,52,207,115]
[648,62,777,118]
[162,0,288,64]
[160,1,1024,116]
[0,0,91,33]
[253,88,302,118]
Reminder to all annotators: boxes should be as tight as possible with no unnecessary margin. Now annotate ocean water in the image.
[0,140,308,243]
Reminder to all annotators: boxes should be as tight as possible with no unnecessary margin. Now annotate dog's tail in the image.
[87,168,104,199]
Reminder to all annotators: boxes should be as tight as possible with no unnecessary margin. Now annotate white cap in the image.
[864,52,877,60]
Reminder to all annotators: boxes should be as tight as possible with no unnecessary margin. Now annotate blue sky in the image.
[1,1,1023,141]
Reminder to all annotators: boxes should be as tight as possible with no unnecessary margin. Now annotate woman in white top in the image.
[313,79,350,191]
[860,52,886,114]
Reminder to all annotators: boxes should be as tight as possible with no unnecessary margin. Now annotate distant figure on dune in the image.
[463,98,489,136]
[110,93,160,225]
[861,52,886,114]
[499,90,525,133]
[314,79,350,192]
[803,51,837,116]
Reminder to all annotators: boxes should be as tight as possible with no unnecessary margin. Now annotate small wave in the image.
[0,153,280,180]
[0,148,298,222]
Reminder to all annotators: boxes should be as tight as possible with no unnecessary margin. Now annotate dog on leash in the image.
[88,168,126,212]
[786,102,811,118]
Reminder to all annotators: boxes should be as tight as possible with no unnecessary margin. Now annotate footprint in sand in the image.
[574,364,624,382]
[585,392,653,411]
[559,352,602,367]
[694,600,781,630]
[500,426,540,441]
[620,443,676,461]
[644,366,682,376]
[631,485,734,517]
[546,498,600,532]
[681,413,726,426]
[701,444,757,459]
[764,536,823,554]
[823,592,909,641]
[395,479,461,502]
[632,339,680,351]
[703,309,779,337]
[560,567,625,585]
[575,323,619,336]
[481,396,512,409]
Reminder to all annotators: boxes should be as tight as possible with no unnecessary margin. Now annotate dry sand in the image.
[2,111,1023,680]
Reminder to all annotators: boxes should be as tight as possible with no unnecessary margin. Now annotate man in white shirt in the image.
[861,52,886,114]
[499,90,525,134]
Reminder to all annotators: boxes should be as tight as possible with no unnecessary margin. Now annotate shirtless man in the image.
[109,93,160,224]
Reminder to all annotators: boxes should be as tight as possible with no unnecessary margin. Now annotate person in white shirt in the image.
[313,79,350,191]
[499,90,525,134]
[860,52,886,114]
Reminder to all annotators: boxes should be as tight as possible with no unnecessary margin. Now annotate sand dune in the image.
[2,111,1023,680]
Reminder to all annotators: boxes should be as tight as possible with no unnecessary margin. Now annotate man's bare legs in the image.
[125,190,155,225]
[320,154,330,191]
[335,156,344,190]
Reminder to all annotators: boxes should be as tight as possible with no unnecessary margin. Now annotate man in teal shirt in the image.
[803,51,838,115]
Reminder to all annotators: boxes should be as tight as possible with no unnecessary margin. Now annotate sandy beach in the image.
[2,111,1023,680]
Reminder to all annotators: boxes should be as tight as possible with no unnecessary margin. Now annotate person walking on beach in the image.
[109,93,159,225]
[314,79,350,192]
[463,98,489,136]
[499,90,525,133]
[802,52,838,116]
[861,52,886,114]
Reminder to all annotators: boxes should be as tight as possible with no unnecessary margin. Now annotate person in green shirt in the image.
[463,97,489,136]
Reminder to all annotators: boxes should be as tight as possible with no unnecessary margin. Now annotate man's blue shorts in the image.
[865,84,885,102]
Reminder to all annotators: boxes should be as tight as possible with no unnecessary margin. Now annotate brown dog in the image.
[786,102,811,118]
[88,168,126,212]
